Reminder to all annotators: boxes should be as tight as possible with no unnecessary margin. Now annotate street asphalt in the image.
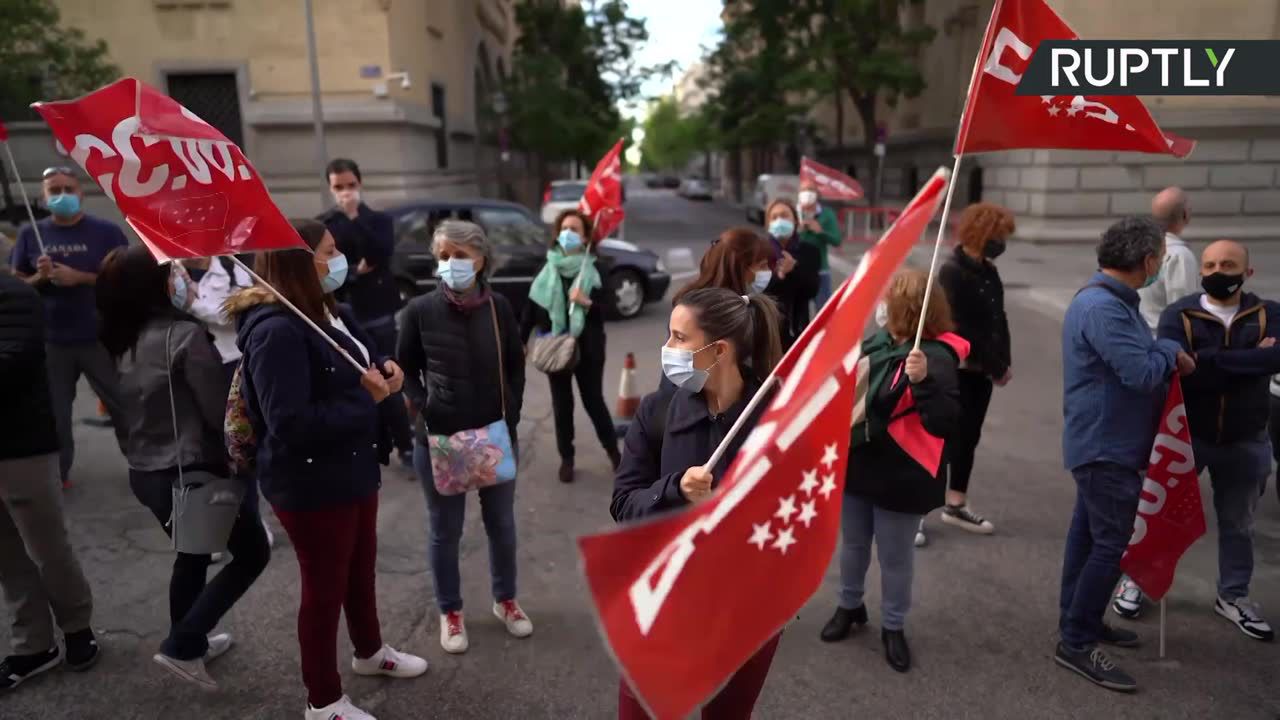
[3,184,1277,719]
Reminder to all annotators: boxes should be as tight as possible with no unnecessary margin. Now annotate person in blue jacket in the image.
[226,221,427,720]
[611,287,783,719]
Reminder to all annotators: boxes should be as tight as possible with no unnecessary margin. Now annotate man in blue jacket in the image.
[1154,239,1277,642]
[1056,217,1195,693]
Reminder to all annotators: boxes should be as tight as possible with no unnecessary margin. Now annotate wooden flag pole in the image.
[1,140,47,255]
[911,152,964,351]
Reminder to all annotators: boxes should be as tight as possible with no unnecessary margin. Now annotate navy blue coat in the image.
[234,298,382,511]
[611,379,768,522]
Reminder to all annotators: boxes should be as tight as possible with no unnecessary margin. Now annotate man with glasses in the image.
[9,167,129,488]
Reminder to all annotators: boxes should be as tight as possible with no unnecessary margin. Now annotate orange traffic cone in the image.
[615,352,641,427]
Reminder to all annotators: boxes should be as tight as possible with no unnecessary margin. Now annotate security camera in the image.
[387,72,411,91]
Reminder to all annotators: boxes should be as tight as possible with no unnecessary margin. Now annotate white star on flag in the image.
[798,469,819,497]
[796,500,818,528]
[820,443,839,469]
[770,526,797,554]
[818,473,838,500]
[747,522,773,550]
[774,495,797,524]
[1047,105,1060,117]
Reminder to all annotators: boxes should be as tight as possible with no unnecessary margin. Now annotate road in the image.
[4,185,1278,719]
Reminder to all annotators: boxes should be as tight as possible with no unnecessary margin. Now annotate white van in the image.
[745,173,801,225]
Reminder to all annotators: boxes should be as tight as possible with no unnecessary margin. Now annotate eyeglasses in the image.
[42,166,75,179]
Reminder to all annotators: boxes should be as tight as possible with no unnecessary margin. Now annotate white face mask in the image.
[335,188,361,206]
[874,301,889,328]
[750,269,772,294]
[661,341,720,392]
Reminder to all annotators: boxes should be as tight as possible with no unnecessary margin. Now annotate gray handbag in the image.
[165,322,245,555]
[528,332,579,374]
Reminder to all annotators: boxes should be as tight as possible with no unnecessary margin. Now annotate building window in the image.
[165,72,244,148]
[431,83,448,169]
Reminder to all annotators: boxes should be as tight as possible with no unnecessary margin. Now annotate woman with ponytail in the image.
[610,287,783,719]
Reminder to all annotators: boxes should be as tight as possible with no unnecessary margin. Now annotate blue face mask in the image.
[170,268,189,311]
[320,253,348,294]
[557,229,583,253]
[436,257,477,291]
[47,193,81,218]
[768,218,795,239]
[751,269,772,294]
[660,341,721,393]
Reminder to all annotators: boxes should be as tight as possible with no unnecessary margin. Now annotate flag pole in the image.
[703,375,781,471]
[1159,598,1167,659]
[911,152,963,351]
[1,141,47,256]
[230,256,368,373]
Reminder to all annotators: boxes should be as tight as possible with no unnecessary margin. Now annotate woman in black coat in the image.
[612,287,784,719]
[819,269,965,674]
[762,199,821,350]
[933,201,1015,538]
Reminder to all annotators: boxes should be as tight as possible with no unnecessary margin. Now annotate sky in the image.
[622,0,725,122]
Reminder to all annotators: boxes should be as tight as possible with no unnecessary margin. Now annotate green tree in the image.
[639,96,707,172]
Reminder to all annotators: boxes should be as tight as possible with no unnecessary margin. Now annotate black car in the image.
[386,199,670,320]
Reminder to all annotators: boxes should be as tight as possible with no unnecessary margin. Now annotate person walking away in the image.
[1154,240,1278,641]
[1057,217,1196,693]
[763,200,821,350]
[796,178,842,310]
[524,210,620,483]
[398,220,531,656]
[1137,187,1198,333]
[319,158,414,467]
[930,202,1014,543]
[227,229,426,720]
[0,271,98,692]
[820,269,965,673]
[8,167,129,488]
[96,246,272,690]
[612,288,784,718]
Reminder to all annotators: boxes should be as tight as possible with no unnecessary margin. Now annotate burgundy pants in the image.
[274,493,383,708]
[618,633,782,719]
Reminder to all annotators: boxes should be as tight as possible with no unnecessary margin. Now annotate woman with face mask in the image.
[226,223,425,720]
[820,269,966,674]
[763,199,821,350]
[95,245,270,691]
[397,220,531,656]
[522,210,620,483]
[796,180,843,310]
[611,287,784,719]
[927,202,1015,544]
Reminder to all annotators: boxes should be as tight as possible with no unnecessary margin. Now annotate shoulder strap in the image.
[1181,312,1194,351]
[489,297,506,420]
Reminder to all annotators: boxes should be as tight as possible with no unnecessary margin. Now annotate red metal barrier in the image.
[835,206,959,248]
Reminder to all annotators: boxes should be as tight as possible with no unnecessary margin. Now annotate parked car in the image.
[660,174,681,189]
[386,199,670,320]
[677,177,713,200]
[745,173,801,225]
[541,179,588,225]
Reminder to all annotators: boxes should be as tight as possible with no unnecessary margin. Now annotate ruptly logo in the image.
[1016,40,1280,95]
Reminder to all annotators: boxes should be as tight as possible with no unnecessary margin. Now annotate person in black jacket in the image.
[0,271,98,691]
[522,209,620,483]
[820,269,965,674]
[227,227,426,720]
[763,199,821,349]
[932,201,1014,540]
[398,219,531,657]
[612,287,784,719]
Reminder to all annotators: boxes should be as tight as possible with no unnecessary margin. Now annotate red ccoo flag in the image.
[577,166,951,720]
[955,0,1194,158]
[31,78,305,262]
[800,156,863,202]
[578,138,626,242]
[1120,375,1206,601]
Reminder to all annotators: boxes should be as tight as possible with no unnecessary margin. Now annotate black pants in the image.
[363,318,413,454]
[549,337,617,463]
[946,370,994,496]
[1269,395,1280,467]
[129,468,271,660]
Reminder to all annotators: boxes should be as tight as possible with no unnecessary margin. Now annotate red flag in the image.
[1120,376,1206,601]
[955,0,1194,158]
[31,78,305,262]
[800,157,863,202]
[577,167,951,720]
[578,138,625,242]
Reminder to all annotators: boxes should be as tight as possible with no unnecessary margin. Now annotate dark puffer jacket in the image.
[398,289,525,442]
[938,246,1011,379]
[0,273,58,461]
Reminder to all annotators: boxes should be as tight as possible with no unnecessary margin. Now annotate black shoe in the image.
[819,605,867,642]
[559,462,575,484]
[64,629,100,671]
[0,648,61,692]
[1054,643,1137,692]
[882,629,911,673]
[1099,623,1141,648]
[607,447,622,471]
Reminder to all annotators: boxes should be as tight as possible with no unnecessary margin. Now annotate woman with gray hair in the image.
[397,219,531,655]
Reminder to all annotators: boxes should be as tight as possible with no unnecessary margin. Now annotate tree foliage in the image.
[0,0,119,120]
[639,96,710,172]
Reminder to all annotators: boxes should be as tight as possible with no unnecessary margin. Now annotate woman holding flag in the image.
[522,209,620,484]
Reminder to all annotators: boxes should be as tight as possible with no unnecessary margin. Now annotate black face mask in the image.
[983,239,1007,259]
[1201,271,1245,301]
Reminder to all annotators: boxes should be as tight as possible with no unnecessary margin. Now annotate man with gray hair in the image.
[1056,217,1195,693]
[1137,187,1198,331]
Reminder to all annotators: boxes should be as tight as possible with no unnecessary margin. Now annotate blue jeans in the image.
[837,493,921,631]
[1059,462,1142,650]
[1194,435,1271,600]
[814,270,833,311]
[413,441,517,613]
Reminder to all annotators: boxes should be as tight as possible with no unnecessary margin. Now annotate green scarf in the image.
[850,330,913,448]
[528,248,601,338]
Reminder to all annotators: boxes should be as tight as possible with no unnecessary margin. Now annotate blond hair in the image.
[884,268,954,341]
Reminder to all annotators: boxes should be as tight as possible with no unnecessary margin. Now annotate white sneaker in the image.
[1112,576,1144,619]
[914,519,927,548]
[1215,596,1275,641]
[152,652,217,691]
[205,633,233,663]
[305,694,376,720]
[352,644,428,678]
[493,600,533,638]
[440,611,469,654]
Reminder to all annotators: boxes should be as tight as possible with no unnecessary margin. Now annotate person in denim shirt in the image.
[1056,217,1195,693]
